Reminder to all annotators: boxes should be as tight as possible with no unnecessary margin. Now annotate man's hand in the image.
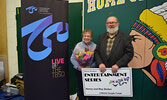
[99,63,106,73]
[112,64,119,73]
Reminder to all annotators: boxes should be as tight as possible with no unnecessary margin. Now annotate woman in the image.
[70,29,96,100]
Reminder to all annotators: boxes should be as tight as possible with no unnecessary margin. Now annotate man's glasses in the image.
[106,22,118,24]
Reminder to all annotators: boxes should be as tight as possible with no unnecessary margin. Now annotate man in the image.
[94,16,134,100]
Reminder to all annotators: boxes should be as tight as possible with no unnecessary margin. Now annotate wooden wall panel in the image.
[0,0,9,82]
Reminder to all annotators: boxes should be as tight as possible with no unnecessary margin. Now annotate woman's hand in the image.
[78,66,91,70]
[77,66,83,70]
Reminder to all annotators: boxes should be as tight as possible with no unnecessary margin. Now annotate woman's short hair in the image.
[81,29,94,38]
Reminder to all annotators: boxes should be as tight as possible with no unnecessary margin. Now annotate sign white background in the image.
[82,68,133,97]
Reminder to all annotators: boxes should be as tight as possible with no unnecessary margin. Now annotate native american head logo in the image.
[128,2,167,86]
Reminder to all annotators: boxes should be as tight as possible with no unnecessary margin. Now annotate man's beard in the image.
[107,26,119,34]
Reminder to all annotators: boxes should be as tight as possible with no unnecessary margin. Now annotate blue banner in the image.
[21,0,69,100]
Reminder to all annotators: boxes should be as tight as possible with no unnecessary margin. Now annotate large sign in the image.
[82,68,133,97]
[21,0,69,100]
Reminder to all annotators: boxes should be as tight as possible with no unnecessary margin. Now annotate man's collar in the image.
[107,31,118,38]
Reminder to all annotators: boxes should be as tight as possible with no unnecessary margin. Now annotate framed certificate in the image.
[82,67,133,97]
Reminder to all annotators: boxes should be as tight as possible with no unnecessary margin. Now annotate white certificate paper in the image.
[82,67,133,97]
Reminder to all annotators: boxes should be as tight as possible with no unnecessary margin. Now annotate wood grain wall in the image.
[0,0,9,82]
